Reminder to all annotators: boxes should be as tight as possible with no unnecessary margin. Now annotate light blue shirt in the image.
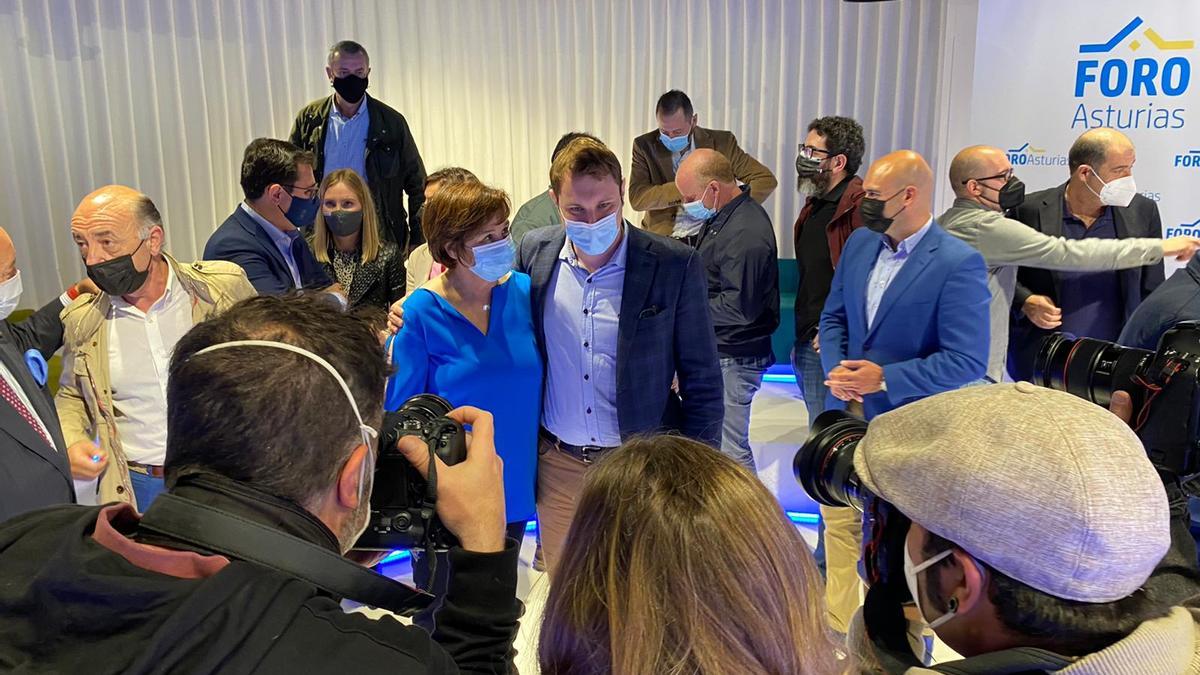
[865,217,933,329]
[323,97,369,181]
[239,202,302,288]
[542,227,631,447]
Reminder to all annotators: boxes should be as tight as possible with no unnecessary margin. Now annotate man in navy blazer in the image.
[204,139,339,296]
[816,150,989,633]
[515,137,723,573]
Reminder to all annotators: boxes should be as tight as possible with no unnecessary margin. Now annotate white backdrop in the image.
[969,0,1199,273]
[0,0,953,306]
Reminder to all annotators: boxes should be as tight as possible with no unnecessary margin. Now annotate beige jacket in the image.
[56,254,256,508]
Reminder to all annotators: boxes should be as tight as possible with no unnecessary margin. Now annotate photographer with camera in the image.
[0,294,521,673]
[798,383,1198,673]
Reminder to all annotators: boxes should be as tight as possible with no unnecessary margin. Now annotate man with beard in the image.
[290,41,427,252]
[791,115,866,635]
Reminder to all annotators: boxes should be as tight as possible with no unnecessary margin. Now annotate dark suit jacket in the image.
[204,206,334,296]
[0,299,73,522]
[629,126,777,236]
[820,224,990,420]
[1008,184,1164,380]
[516,225,723,446]
[1119,255,1200,350]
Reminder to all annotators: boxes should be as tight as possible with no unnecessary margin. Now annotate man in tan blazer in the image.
[58,186,256,510]
[630,90,777,237]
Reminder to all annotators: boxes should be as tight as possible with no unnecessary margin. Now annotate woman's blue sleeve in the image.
[384,302,432,411]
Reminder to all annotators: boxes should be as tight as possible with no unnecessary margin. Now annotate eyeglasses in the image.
[798,144,832,159]
[961,169,1013,186]
[281,183,319,199]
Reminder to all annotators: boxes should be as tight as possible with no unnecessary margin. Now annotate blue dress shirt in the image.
[238,203,302,288]
[323,97,370,181]
[384,273,542,523]
[866,217,933,328]
[541,230,630,447]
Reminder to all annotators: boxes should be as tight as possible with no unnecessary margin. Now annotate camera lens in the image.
[793,410,868,510]
[397,393,454,423]
[1034,334,1150,407]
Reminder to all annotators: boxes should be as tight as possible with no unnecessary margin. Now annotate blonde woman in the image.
[309,169,405,311]
[540,435,844,675]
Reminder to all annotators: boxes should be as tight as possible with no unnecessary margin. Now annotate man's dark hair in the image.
[552,132,601,164]
[921,532,1168,657]
[165,294,388,509]
[328,40,369,66]
[240,138,316,201]
[1068,134,1109,174]
[807,116,866,177]
[656,90,694,119]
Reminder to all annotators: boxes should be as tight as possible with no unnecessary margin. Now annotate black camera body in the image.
[355,394,468,552]
[1034,321,1200,479]
[793,411,911,592]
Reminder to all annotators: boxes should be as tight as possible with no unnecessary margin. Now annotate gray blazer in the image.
[939,198,1161,382]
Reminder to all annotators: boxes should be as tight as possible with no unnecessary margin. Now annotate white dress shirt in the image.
[0,360,55,446]
[107,264,194,465]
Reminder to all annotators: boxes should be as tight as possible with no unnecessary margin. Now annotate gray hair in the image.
[135,196,163,240]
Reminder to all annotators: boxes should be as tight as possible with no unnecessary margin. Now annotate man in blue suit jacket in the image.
[515,137,723,574]
[204,139,338,296]
[816,150,990,633]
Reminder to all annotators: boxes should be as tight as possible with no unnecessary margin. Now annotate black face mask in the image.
[326,209,364,237]
[796,154,824,179]
[996,175,1026,212]
[859,189,907,234]
[86,239,149,296]
[332,74,369,104]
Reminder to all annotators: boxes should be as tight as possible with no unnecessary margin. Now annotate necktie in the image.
[0,376,52,448]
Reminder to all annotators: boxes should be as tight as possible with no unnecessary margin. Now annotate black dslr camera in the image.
[794,411,920,657]
[355,394,468,552]
[1033,321,1200,481]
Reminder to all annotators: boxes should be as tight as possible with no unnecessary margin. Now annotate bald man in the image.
[58,186,255,510]
[1008,127,1167,380]
[675,149,779,470]
[816,150,990,633]
[940,144,1199,382]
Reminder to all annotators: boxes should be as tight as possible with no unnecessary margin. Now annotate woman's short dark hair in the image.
[423,181,510,268]
[165,294,388,509]
[921,531,1169,656]
[240,138,316,201]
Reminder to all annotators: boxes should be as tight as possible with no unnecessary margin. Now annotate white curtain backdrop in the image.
[0,0,951,306]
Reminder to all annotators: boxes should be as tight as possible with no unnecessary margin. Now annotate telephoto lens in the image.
[793,410,868,510]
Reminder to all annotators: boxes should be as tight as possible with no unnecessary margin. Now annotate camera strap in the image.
[139,493,435,616]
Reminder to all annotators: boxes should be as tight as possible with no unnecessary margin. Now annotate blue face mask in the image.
[284,192,320,228]
[682,184,717,221]
[467,236,516,282]
[564,210,621,256]
[659,131,690,153]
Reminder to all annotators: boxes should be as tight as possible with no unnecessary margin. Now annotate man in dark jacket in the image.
[675,149,779,471]
[1119,255,1200,350]
[0,294,521,673]
[1008,127,1163,380]
[290,40,427,251]
[791,115,866,429]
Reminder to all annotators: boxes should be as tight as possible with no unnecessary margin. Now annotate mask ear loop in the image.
[190,339,380,510]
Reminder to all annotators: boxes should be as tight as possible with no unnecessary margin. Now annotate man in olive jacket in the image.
[58,186,256,510]
[289,40,427,251]
[630,90,776,237]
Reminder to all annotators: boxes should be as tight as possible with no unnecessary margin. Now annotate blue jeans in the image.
[793,341,828,573]
[793,339,828,429]
[129,470,166,511]
[718,354,773,471]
